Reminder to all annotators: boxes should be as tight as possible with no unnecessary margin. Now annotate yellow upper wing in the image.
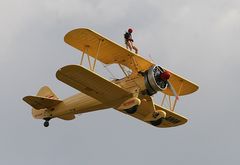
[64,28,154,73]
[163,70,199,96]
[64,28,198,96]
[56,65,133,106]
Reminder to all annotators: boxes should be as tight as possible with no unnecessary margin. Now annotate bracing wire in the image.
[101,63,117,80]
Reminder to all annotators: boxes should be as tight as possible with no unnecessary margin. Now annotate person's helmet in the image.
[128,28,133,33]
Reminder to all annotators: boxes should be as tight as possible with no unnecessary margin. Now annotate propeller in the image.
[157,67,179,100]
[167,80,179,100]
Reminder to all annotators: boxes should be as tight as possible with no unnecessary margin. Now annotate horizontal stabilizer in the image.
[23,96,62,110]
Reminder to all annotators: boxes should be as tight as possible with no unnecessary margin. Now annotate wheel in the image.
[125,105,138,114]
[150,118,163,126]
[44,121,49,127]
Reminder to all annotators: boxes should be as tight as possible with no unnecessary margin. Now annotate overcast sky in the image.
[1,0,240,164]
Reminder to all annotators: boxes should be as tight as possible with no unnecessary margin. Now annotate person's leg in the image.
[129,41,138,54]
[131,43,138,54]
[126,41,132,51]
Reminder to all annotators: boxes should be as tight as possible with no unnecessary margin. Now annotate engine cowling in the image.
[144,65,169,96]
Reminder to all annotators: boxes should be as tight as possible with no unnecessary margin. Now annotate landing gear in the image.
[151,118,163,126]
[150,110,166,126]
[150,118,164,126]
[44,121,49,127]
[43,118,51,127]
[125,105,138,114]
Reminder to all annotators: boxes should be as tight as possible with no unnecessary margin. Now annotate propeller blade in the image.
[156,66,179,100]
[167,81,179,100]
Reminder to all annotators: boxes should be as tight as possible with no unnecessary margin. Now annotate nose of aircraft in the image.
[160,71,170,81]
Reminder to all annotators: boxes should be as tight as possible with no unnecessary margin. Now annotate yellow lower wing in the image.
[154,104,188,128]
[56,65,133,106]
[121,95,187,128]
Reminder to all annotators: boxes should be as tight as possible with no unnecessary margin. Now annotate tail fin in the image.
[36,86,59,99]
[23,86,62,119]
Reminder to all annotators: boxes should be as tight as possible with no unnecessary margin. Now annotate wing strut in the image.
[131,55,141,73]
[80,45,90,67]
[79,39,104,71]
[92,39,104,71]
[160,80,184,112]
[172,80,184,111]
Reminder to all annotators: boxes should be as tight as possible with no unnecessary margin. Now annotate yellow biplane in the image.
[23,28,198,128]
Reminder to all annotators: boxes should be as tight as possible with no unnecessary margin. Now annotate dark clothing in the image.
[124,30,138,54]
[124,32,133,43]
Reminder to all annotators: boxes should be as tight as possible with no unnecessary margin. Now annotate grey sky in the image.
[1,0,240,164]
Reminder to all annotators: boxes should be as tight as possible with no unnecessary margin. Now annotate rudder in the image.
[37,86,59,99]
[23,86,61,119]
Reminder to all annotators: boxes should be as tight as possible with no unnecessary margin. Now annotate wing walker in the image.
[23,28,199,128]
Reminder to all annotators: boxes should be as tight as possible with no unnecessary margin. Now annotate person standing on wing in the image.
[124,28,138,54]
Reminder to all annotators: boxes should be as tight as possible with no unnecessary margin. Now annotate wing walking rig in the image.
[23,28,199,128]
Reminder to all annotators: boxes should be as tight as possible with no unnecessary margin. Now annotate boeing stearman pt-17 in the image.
[23,28,199,128]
